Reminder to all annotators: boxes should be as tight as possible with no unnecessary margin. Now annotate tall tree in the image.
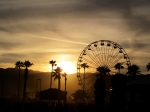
[96,66,110,75]
[80,63,89,91]
[114,62,124,74]
[22,60,33,104]
[15,61,24,102]
[146,62,150,71]
[127,64,141,80]
[62,72,67,104]
[52,66,62,90]
[94,67,110,106]
[49,60,56,88]
[62,72,67,92]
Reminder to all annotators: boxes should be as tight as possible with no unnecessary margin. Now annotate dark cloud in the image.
[0,53,26,63]
[0,22,58,33]
[123,40,149,49]
[132,42,149,49]
[0,0,150,36]
[86,0,150,35]
[0,41,24,50]
[0,26,11,32]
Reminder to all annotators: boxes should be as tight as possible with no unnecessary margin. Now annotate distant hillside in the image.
[0,68,81,98]
[0,68,47,97]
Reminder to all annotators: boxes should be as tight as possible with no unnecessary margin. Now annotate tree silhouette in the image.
[62,72,67,92]
[96,66,110,75]
[15,61,24,102]
[146,62,150,71]
[52,66,62,90]
[114,62,124,74]
[22,60,33,104]
[80,63,89,91]
[94,77,106,106]
[49,60,56,88]
[110,74,127,110]
[62,72,67,104]
[94,66,110,106]
[127,64,141,80]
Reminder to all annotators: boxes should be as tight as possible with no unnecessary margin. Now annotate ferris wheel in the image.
[77,40,131,97]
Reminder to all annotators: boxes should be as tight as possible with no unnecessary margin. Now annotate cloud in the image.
[1,0,150,36]
[0,40,24,50]
[0,0,150,73]
[121,39,150,50]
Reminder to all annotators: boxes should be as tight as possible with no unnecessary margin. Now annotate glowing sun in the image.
[57,61,76,74]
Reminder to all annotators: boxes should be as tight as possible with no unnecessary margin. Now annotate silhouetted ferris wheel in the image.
[77,40,131,97]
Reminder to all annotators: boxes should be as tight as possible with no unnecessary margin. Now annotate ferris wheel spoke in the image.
[86,76,97,86]
[99,46,106,66]
[101,46,107,66]
[95,45,105,67]
[99,45,106,66]
[82,57,99,68]
[104,46,109,66]
[88,81,97,97]
[80,74,96,83]
[111,55,124,67]
[87,52,102,67]
[85,50,101,66]
[90,45,103,67]
[85,74,96,79]
[107,49,120,67]
[104,46,110,67]
[105,46,113,67]
[87,81,96,94]
[107,47,115,67]
[104,46,108,66]
[96,45,105,67]
[88,84,95,97]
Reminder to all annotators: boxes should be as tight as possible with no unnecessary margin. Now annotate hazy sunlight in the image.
[57,61,76,74]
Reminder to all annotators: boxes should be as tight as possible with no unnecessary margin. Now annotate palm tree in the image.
[146,62,150,71]
[62,72,67,104]
[49,60,56,88]
[127,64,141,80]
[62,72,67,92]
[94,66,111,106]
[80,63,89,91]
[96,66,110,76]
[52,66,62,90]
[15,61,24,102]
[114,63,124,74]
[22,60,33,103]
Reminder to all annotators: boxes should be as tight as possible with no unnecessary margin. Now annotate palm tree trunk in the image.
[83,68,85,91]
[50,66,53,88]
[18,67,21,102]
[64,76,67,105]
[65,76,66,92]
[23,67,28,104]
[119,68,120,74]
[58,75,61,104]
[58,76,61,90]
[50,73,52,88]
[132,72,136,80]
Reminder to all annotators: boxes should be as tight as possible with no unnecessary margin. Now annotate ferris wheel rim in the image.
[77,40,131,95]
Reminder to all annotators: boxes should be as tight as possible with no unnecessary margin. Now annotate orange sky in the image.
[0,0,150,75]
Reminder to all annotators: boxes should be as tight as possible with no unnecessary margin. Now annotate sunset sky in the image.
[0,0,150,74]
